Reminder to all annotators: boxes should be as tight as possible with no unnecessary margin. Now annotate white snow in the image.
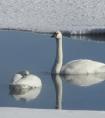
[0,107,105,118]
[0,0,105,34]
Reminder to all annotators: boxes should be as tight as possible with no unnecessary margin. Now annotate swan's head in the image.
[51,31,62,40]
[17,70,30,77]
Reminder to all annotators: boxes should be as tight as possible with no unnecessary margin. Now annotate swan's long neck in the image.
[53,38,63,74]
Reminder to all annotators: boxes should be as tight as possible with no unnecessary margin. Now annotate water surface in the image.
[0,31,105,110]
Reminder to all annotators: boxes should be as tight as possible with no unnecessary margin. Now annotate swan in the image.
[10,70,42,88]
[51,31,105,74]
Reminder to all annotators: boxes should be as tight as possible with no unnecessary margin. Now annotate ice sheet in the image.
[0,0,105,34]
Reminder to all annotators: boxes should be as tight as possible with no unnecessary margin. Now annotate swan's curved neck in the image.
[53,38,63,74]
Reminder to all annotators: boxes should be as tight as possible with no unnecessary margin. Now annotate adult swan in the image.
[51,31,105,74]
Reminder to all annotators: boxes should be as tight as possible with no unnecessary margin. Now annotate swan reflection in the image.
[9,84,42,101]
[52,73,105,109]
[52,74,62,109]
[61,74,105,87]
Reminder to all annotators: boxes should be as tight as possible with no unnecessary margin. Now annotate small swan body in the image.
[51,31,105,74]
[11,70,42,88]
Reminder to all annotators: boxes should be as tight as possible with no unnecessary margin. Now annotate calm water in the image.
[0,31,105,110]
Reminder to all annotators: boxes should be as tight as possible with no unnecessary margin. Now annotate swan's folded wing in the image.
[61,59,105,74]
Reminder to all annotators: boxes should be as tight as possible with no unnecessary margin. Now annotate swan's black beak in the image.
[51,33,55,38]
[51,32,57,38]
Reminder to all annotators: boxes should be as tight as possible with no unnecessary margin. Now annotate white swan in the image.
[51,31,105,74]
[10,70,42,88]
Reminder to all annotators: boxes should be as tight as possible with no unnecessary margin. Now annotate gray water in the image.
[0,31,105,110]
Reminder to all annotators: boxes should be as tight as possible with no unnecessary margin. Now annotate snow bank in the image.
[0,107,105,118]
[0,0,105,34]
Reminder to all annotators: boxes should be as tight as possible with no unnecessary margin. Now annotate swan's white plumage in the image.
[11,71,42,88]
[52,31,105,74]
[61,59,105,74]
